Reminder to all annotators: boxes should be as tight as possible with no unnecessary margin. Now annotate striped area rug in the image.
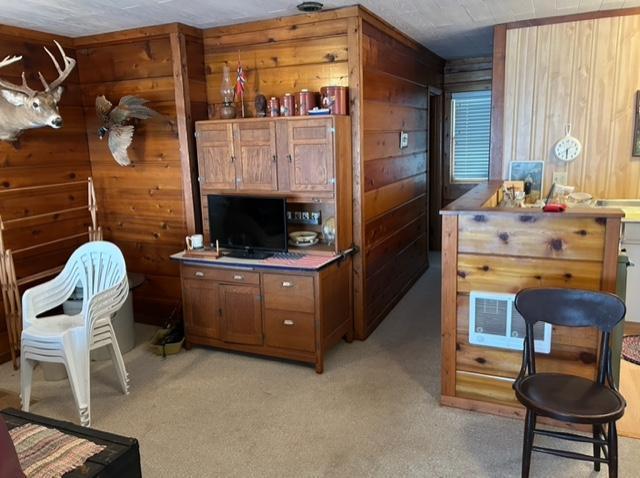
[9,423,105,478]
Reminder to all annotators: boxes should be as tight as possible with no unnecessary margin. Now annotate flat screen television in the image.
[208,195,287,258]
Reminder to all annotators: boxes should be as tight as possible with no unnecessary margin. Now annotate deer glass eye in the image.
[32,101,39,109]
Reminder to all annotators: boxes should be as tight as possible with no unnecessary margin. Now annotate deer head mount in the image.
[0,41,76,142]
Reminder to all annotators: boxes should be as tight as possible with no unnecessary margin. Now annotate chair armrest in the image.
[22,273,76,329]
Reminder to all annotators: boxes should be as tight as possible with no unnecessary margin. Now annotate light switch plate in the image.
[400,130,409,149]
[552,171,568,185]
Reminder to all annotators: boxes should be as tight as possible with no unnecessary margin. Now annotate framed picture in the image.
[633,91,640,157]
[509,160,544,201]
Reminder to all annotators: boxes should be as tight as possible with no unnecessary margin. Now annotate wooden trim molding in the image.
[74,22,201,47]
[502,6,640,30]
[440,214,458,397]
[602,217,622,293]
[489,25,506,180]
[170,31,199,234]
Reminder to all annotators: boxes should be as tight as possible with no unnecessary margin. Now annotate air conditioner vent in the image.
[469,291,552,354]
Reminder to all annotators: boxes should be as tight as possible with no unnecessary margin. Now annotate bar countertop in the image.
[440,180,625,218]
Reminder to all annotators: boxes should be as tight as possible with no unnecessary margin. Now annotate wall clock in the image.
[554,124,582,162]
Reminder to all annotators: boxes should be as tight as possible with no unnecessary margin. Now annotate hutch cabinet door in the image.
[285,118,335,193]
[233,121,278,191]
[219,284,263,345]
[181,279,221,339]
[196,123,236,190]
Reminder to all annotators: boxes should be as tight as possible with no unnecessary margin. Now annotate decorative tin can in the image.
[320,86,349,115]
[296,89,317,116]
[280,93,295,117]
[268,97,280,117]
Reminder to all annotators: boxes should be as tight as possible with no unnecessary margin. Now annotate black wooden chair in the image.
[513,288,627,478]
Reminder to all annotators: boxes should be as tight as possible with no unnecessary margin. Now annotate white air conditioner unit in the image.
[469,291,552,354]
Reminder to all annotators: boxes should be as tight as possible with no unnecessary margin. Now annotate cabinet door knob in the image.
[282,281,293,288]
[194,271,204,277]
[233,274,244,281]
[283,319,294,326]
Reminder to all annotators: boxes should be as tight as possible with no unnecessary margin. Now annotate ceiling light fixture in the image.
[297,2,323,13]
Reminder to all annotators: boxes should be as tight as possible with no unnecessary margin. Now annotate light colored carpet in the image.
[0,254,639,477]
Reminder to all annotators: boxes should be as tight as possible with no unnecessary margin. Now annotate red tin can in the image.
[268,97,280,117]
[296,89,317,116]
[280,93,295,117]
[320,86,348,115]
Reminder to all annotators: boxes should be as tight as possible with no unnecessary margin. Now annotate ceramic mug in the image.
[186,234,204,250]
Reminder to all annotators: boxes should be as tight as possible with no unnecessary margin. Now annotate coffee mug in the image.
[186,234,204,250]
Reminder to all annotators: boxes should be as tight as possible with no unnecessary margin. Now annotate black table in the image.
[1,408,141,477]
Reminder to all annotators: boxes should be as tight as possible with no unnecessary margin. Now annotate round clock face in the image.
[554,136,582,162]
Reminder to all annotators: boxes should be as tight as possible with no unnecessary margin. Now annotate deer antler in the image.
[37,40,76,92]
[0,54,38,97]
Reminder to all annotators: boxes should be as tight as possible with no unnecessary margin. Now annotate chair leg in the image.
[593,424,602,472]
[608,422,618,478]
[20,354,34,412]
[107,326,129,395]
[64,348,91,427]
[522,410,536,478]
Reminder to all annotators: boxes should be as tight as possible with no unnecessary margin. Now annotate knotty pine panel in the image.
[456,253,603,294]
[456,371,518,408]
[500,14,640,198]
[362,130,427,161]
[364,195,426,248]
[363,174,427,221]
[77,36,188,326]
[363,152,427,192]
[457,212,606,261]
[0,32,91,363]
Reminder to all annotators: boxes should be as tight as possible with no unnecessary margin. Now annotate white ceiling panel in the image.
[0,0,639,58]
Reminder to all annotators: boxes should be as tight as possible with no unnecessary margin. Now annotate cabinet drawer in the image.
[263,274,314,313]
[181,265,259,285]
[264,310,315,352]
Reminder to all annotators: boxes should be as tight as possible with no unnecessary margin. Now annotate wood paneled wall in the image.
[360,18,443,336]
[444,57,492,93]
[74,25,206,324]
[202,9,352,119]
[497,13,640,198]
[0,27,91,362]
[203,7,444,338]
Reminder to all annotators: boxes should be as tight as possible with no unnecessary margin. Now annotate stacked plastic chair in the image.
[20,241,130,427]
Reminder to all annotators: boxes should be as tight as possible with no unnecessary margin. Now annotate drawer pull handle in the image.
[233,274,244,281]
[194,272,204,277]
[283,320,294,326]
[282,281,293,288]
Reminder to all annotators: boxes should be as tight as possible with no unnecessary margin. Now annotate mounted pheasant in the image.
[0,41,76,142]
[95,95,159,166]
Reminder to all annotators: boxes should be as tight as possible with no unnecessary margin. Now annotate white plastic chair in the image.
[20,241,130,427]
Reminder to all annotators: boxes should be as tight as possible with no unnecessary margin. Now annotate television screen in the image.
[208,195,287,253]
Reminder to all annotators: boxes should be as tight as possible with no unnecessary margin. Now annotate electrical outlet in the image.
[552,171,568,185]
[400,130,409,149]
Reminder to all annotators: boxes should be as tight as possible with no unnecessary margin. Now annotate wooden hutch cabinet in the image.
[178,115,353,373]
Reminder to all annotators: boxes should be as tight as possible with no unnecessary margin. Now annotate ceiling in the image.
[1,0,640,59]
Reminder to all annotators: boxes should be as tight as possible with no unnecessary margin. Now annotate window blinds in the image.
[451,90,492,182]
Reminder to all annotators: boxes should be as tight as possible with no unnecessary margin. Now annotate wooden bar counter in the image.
[439,180,624,420]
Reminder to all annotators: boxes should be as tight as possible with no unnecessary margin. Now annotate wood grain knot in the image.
[473,214,487,222]
[498,232,509,243]
[325,53,337,62]
[457,270,467,279]
[1,181,9,188]
[534,275,542,280]
[575,229,588,236]
[474,357,487,364]
[456,343,461,351]
[579,352,597,364]
[548,238,564,251]
[519,215,537,223]
[595,217,607,226]
[480,265,490,272]
[564,272,573,280]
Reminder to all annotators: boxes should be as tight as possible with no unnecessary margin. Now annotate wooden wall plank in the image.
[498,13,640,198]
[457,253,603,294]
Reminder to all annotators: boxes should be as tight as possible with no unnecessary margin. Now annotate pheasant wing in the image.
[110,95,159,123]
[95,95,112,122]
[107,124,135,166]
